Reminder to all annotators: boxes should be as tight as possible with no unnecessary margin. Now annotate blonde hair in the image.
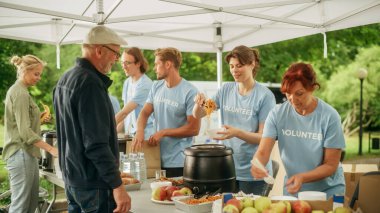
[154,47,182,70]
[10,55,47,78]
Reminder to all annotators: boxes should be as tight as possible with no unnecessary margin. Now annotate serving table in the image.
[39,170,186,213]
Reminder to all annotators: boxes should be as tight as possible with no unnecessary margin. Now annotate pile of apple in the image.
[223,196,345,213]
[151,186,193,201]
[223,196,353,213]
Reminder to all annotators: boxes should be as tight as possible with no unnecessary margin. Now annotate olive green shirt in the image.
[3,80,42,160]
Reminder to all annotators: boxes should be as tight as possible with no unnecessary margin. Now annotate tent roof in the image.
[1,0,379,52]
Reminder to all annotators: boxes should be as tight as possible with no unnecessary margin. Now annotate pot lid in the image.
[184,144,233,157]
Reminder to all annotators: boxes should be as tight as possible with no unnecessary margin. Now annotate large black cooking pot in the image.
[183,144,236,196]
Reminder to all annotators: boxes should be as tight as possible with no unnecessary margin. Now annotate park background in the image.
[0,23,379,205]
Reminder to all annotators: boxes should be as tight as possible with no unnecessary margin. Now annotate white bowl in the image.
[298,191,327,201]
[206,128,225,138]
[150,181,172,190]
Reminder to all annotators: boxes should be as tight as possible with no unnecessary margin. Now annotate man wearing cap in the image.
[53,25,131,213]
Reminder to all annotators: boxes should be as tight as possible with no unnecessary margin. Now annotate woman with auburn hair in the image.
[251,62,345,198]
[3,54,58,212]
[193,45,276,194]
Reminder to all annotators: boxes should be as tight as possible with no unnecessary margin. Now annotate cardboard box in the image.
[357,175,380,213]
[342,164,378,206]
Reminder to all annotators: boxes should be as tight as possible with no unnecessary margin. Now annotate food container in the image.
[150,181,172,190]
[206,128,226,138]
[173,196,216,213]
[183,144,236,197]
[298,191,327,201]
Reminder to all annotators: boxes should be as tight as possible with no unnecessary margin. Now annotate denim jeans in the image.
[6,149,39,213]
[236,180,268,195]
[65,185,116,213]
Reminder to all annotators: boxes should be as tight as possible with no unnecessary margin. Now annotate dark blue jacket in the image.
[53,58,121,189]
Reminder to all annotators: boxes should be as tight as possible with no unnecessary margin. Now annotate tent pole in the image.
[217,48,222,89]
[216,47,223,127]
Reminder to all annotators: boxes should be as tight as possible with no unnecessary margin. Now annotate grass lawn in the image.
[343,133,380,161]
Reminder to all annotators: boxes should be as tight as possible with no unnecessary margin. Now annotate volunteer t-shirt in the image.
[147,78,198,167]
[214,82,276,181]
[122,74,154,138]
[263,98,346,198]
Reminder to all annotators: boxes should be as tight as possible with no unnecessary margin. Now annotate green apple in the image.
[254,197,271,213]
[270,202,287,213]
[242,207,259,213]
[311,211,324,213]
[334,207,351,213]
[223,204,239,213]
[179,187,193,195]
[242,197,255,208]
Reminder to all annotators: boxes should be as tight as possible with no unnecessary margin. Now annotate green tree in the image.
[323,45,380,135]
[0,38,42,123]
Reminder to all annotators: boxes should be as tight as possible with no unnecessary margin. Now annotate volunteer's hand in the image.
[193,93,206,107]
[148,131,164,146]
[286,174,304,194]
[250,161,269,179]
[213,125,238,140]
[131,131,144,152]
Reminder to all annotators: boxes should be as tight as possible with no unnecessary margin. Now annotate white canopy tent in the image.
[1,0,380,87]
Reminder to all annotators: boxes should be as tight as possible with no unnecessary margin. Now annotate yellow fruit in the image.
[40,103,51,123]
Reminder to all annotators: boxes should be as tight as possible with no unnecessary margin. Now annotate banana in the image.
[40,103,51,123]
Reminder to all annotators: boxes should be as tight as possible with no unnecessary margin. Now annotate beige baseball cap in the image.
[83,25,127,45]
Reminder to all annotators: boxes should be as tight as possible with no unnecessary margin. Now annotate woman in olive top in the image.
[3,55,58,212]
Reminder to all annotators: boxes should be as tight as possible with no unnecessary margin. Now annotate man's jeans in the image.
[65,185,116,213]
[6,149,39,213]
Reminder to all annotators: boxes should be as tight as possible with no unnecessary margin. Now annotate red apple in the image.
[226,198,243,212]
[151,186,167,201]
[291,200,312,213]
[165,186,180,201]
[172,190,183,197]
[223,204,239,213]
[179,187,193,195]
[282,201,291,213]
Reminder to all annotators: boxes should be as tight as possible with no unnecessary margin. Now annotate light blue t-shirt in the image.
[263,98,346,198]
[122,74,154,138]
[109,94,120,114]
[146,79,198,167]
[214,82,276,181]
